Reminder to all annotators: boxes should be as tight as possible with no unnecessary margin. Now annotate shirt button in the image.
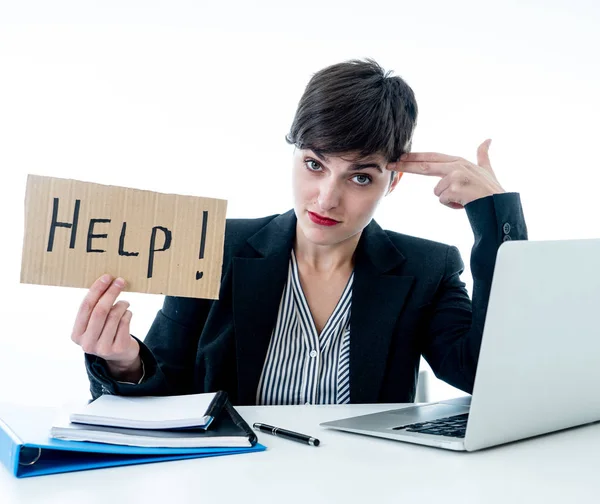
[503,235,512,242]
[309,350,318,358]
[503,223,511,234]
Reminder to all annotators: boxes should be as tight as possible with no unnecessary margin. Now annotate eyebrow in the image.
[313,151,383,173]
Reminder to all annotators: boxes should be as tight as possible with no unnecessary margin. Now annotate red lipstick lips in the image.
[308,211,340,227]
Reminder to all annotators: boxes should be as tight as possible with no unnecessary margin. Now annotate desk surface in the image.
[2,403,600,503]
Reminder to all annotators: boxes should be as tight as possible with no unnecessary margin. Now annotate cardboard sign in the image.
[20,175,227,299]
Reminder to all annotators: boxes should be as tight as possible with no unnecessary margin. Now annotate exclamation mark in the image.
[196,210,208,280]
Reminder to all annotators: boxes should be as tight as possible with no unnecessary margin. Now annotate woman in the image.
[73,59,527,405]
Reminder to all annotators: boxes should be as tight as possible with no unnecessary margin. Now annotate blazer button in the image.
[503,223,511,235]
[503,235,512,242]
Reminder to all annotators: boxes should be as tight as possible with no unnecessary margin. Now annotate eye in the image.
[304,159,323,172]
[351,174,372,186]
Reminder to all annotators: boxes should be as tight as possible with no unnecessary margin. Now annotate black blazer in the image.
[86,193,527,405]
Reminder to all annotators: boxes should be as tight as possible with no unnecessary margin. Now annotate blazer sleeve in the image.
[84,296,212,399]
[421,192,528,393]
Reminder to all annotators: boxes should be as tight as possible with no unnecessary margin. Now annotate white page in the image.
[69,392,218,429]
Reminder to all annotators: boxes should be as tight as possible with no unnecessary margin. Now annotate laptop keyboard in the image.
[392,413,469,438]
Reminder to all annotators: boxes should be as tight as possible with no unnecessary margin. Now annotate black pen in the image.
[253,423,320,447]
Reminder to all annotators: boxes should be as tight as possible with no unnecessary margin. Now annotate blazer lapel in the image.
[350,220,415,403]
[233,210,296,405]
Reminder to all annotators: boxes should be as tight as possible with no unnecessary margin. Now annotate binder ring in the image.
[19,446,42,466]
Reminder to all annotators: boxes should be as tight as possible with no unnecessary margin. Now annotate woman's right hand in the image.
[71,274,143,382]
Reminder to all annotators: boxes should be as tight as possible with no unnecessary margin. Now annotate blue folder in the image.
[0,402,265,478]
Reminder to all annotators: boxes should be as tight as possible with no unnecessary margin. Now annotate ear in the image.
[386,171,403,195]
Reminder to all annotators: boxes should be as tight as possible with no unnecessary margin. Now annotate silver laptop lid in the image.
[465,238,600,451]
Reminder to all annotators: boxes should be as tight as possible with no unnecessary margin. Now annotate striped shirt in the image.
[256,250,353,405]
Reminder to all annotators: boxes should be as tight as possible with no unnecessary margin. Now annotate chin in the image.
[300,221,359,247]
[301,227,334,245]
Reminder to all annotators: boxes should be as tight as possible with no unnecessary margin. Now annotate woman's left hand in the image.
[387,139,505,209]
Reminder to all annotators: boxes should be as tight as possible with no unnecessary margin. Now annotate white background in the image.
[0,0,598,406]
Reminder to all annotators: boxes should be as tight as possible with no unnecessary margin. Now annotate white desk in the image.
[2,403,600,503]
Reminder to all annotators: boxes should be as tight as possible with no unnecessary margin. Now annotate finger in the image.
[81,301,130,356]
[398,152,461,163]
[84,277,127,344]
[392,161,454,177]
[112,310,134,356]
[438,186,465,209]
[101,301,131,349]
[433,176,452,197]
[476,139,493,169]
[71,274,114,343]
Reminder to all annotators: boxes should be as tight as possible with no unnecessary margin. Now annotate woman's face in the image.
[292,148,401,247]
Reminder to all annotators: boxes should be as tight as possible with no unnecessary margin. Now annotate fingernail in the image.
[400,153,408,160]
[114,277,126,288]
[100,274,112,284]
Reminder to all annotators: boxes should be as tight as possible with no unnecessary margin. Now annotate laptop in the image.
[321,238,600,451]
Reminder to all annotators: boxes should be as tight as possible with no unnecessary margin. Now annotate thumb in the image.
[476,138,493,169]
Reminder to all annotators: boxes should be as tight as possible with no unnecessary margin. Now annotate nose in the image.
[317,177,341,211]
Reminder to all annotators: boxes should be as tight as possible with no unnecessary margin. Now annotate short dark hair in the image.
[285,58,418,163]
